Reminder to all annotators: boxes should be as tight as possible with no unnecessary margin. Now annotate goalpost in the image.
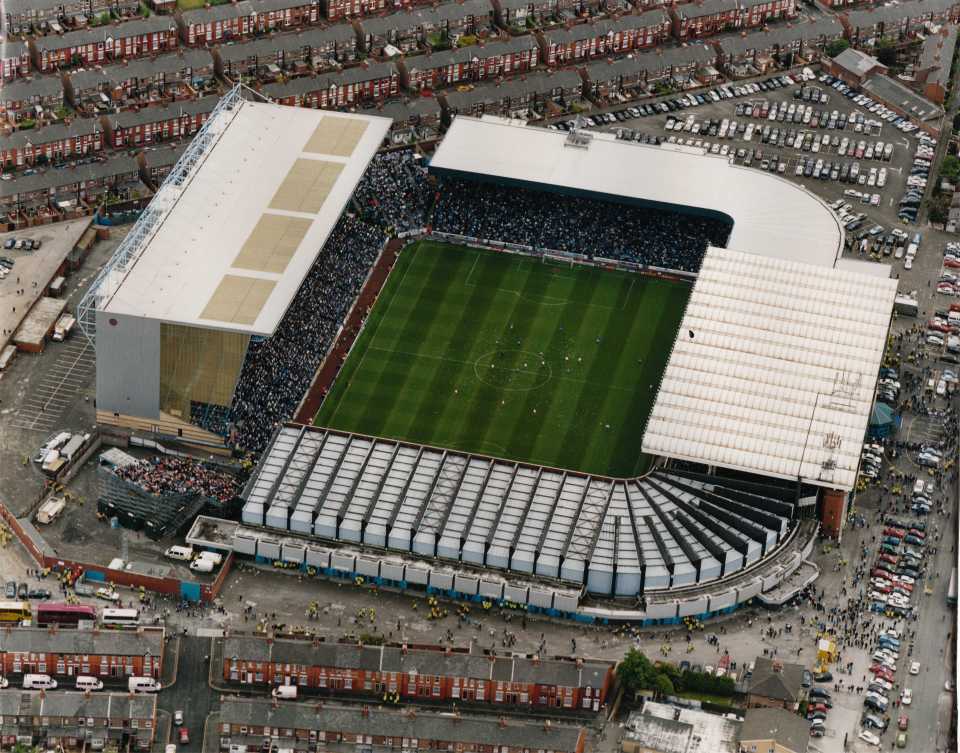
[542,253,576,269]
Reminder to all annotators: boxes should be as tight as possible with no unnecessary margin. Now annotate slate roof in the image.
[747,656,805,703]
[740,707,809,753]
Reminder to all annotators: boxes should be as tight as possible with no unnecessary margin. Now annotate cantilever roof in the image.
[643,247,897,491]
[430,116,843,265]
[99,99,389,334]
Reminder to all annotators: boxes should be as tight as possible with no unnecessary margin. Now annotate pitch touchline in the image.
[367,345,636,393]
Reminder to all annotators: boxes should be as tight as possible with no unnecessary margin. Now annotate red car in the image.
[928,320,952,333]
[895,582,913,593]
[879,554,898,565]
[872,582,893,593]
[908,529,926,539]
[884,528,905,538]
[178,728,189,746]
[872,568,893,580]
[898,715,909,730]
[872,667,895,682]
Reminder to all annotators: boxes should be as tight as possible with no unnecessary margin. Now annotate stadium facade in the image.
[96,113,895,622]
[80,87,390,445]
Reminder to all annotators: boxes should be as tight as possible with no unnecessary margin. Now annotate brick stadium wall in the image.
[0,502,45,565]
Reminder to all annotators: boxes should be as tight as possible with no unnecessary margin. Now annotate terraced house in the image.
[252,0,323,30]
[30,16,179,72]
[716,15,844,73]
[0,118,104,169]
[670,0,796,40]
[177,1,256,46]
[3,0,140,34]
[101,95,217,147]
[842,0,960,46]
[538,10,671,65]
[321,0,389,21]
[357,1,495,56]
[0,628,164,680]
[0,76,66,124]
[0,692,157,752]
[1,41,32,80]
[399,36,539,90]
[217,699,586,753]
[221,637,614,710]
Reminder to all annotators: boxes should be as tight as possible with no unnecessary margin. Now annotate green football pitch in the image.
[313,241,689,477]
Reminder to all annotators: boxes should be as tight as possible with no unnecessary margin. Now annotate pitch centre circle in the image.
[474,349,552,391]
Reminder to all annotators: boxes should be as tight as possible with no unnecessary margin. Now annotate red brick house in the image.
[443,67,582,118]
[102,95,217,147]
[1,75,66,125]
[738,0,796,29]
[670,0,742,40]
[842,0,960,46]
[141,142,188,188]
[2,41,31,80]
[1,117,104,169]
[177,0,256,46]
[263,60,399,106]
[357,0,495,56]
[493,0,558,29]
[252,0,322,29]
[583,42,718,98]
[214,26,357,80]
[378,97,443,143]
[399,35,539,90]
[65,49,216,112]
[321,0,388,21]
[218,698,587,753]
[0,628,164,680]
[915,25,957,104]
[3,0,141,35]
[221,638,614,710]
[717,15,844,73]
[30,16,179,72]
[539,10,671,65]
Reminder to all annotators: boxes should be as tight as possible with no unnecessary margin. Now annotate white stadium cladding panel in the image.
[240,424,799,599]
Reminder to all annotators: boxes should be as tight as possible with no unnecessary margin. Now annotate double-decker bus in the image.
[100,608,140,628]
[36,602,96,627]
[0,600,31,623]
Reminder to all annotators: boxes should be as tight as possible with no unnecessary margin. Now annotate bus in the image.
[36,602,96,627]
[0,601,31,623]
[948,568,957,607]
[101,608,140,628]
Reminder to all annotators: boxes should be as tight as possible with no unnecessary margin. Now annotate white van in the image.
[23,674,57,690]
[906,243,918,258]
[197,551,223,566]
[189,558,214,573]
[128,676,161,693]
[164,545,194,562]
[75,675,104,691]
[272,685,298,700]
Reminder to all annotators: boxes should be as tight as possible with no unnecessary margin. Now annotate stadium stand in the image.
[431,177,732,272]
[225,216,385,454]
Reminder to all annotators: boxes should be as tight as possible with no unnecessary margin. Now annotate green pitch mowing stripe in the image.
[314,241,689,477]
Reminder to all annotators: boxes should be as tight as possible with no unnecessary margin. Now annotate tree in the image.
[953,111,960,132]
[928,193,951,224]
[827,39,850,58]
[617,648,658,694]
[942,155,960,183]
[655,674,675,698]
[876,39,897,68]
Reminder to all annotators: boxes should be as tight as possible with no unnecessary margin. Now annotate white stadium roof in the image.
[430,116,844,267]
[99,99,390,335]
[642,247,898,491]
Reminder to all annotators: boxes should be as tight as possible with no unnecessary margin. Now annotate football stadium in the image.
[87,90,898,622]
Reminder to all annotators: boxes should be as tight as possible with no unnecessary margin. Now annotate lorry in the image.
[52,313,76,342]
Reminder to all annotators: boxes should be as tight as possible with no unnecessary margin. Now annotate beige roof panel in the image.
[269,159,344,214]
[233,214,313,274]
[304,116,370,157]
[200,275,277,326]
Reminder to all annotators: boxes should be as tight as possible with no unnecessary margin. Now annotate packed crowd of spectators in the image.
[115,455,239,502]
[226,216,385,453]
[352,150,433,234]
[431,178,732,272]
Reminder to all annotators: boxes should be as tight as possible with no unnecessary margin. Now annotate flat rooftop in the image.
[0,218,91,353]
[97,97,390,335]
[430,116,844,267]
[643,247,898,491]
